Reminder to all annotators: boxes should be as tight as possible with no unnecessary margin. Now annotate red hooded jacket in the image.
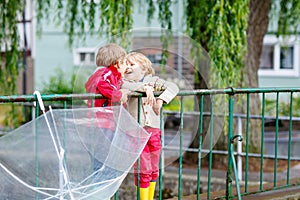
[85,65,123,107]
[85,65,123,129]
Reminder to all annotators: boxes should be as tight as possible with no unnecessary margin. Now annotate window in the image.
[258,35,299,77]
[80,53,86,62]
[73,48,96,66]
[280,46,293,69]
[260,45,274,70]
[90,53,95,62]
[147,53,162,65]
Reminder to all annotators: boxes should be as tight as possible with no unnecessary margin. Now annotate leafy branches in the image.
[145,0,173,72]
[36,0,134,49]
[2,0,300,95]
[186,0,249,89]
[158,0,173,71]
[0,0,24,95]
[0,0,25,128]
[208,0,249,88]
[272,0,300,36]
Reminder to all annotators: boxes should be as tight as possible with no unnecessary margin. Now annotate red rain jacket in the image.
[85,66,123,129]
[85,65,123,107]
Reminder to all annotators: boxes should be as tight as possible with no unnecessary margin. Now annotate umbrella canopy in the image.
[0,105,150,200]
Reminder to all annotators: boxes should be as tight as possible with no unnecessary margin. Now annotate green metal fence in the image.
[1,87,300,199]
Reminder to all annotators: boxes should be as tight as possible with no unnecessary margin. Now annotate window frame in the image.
[258,35,299,77]
[73,47,96,66]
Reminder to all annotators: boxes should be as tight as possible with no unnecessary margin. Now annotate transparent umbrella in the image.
[0,91,150,200]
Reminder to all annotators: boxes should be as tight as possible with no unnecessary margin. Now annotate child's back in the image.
[85,43,128,107]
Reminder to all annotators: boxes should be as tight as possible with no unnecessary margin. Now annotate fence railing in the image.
[1,87,300,199]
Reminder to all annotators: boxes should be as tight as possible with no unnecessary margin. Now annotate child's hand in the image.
[144,85,155,106]
[120,89,131,104]
[153,99,163,116]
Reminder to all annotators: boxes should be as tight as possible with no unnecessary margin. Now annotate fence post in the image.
[226,94,234,199]
[237,117,243,181]
[34,93,40,200]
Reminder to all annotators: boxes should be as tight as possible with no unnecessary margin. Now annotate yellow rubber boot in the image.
[148,182,156,200]
[138,187,149,200]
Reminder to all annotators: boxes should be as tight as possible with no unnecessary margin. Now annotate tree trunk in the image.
[246,0,271,88]
[242,0,271,151]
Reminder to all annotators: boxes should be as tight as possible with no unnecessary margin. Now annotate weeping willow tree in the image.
[1,0,300,146]
[184,0,300,158]
[0,0,23,95]
[0,0,25,127]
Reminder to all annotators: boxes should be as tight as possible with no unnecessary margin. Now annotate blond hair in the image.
[126,52,155,76]
[96,43,126,66]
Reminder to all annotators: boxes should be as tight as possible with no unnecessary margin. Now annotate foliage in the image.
[265,96,300,117]
[158,0,173,70]
[2,104,24,129]
[163,96,194,112]
[42,68,85,94]
[0,0,26,128]
[186,0,249,88]
[185,0,249,137]
[36,0,134,49]
[41,68,86,106]
[2,0,300,96]
[271,0,300,36]
[0,0,24,95]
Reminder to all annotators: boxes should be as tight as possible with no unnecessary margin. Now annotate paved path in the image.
[164,163,300,199]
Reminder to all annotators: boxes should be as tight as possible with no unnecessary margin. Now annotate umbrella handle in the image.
[33,90,45,111]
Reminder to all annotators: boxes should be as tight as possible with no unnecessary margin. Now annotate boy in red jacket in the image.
[85,43,129,108]
[84,43,130,176]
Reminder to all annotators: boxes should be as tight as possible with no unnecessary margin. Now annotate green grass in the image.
[163,96,195,112]
[265,97,300,117]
